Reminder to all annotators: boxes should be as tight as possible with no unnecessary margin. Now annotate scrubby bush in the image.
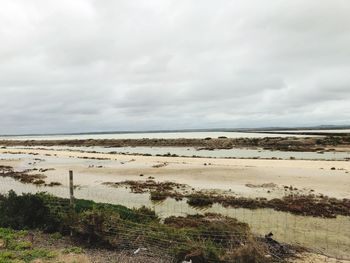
[0,192,273,262]
[0,191,59,231]
[187,195,214,207]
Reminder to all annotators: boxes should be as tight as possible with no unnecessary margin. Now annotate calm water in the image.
[7,145,350,161]
[272,129,350,134]
[0,131,318,141]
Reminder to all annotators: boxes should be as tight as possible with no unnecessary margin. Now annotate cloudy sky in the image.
[1,0,350,134]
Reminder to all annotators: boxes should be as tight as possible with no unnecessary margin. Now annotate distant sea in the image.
[0,130,320,141]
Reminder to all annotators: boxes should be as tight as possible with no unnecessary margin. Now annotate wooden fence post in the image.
[69,170,74,208]
[69,170,75,236]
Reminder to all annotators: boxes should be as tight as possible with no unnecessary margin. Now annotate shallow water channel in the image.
[6,145,350,161]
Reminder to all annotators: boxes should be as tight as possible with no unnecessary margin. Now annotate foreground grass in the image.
[0,191,284,262]
[0,228,57,263]
[0,227,174,263]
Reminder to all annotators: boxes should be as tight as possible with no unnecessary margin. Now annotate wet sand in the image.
[1,147,349,199]
[291,253,350,263]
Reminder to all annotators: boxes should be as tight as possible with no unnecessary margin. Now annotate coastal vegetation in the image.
[0,191,297,262]
[104,180,350,218]
[1,135,350,152]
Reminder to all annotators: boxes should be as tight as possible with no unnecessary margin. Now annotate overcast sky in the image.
[1,0,350,134]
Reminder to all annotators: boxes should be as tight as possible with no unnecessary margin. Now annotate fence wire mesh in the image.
[0,179,349,262]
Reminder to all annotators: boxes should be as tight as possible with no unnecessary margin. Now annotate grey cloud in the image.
[0,0,350,134]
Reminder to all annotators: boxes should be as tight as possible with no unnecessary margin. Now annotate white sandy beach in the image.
[1,147,349,199]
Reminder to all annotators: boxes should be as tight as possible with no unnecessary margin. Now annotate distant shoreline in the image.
[1,135,350,152]
[1,125,350,137]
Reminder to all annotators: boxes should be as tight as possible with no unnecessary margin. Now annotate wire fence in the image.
[39,197,279,263]
[0,171,350,262]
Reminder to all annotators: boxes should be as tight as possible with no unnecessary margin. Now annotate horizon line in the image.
[1,124,350,137]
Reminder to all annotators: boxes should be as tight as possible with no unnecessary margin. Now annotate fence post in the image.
[69,170,75,236]
[69,170,74,207]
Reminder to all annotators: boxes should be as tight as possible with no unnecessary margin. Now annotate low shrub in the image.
[0,191,59,231]
[0,192,273,262]
[187,195,214,207]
